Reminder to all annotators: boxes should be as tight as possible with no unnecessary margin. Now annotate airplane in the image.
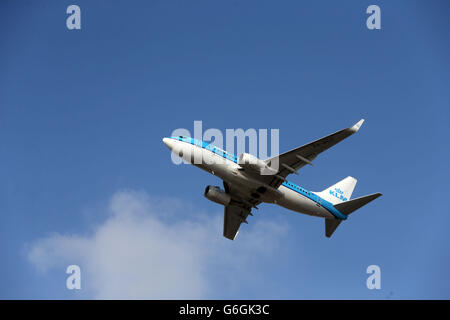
[163,119,381,240]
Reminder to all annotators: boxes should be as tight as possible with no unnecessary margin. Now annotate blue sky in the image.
[1,0,449,299]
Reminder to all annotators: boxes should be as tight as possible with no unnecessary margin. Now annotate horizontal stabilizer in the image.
[334,193,382,215]
[325,219,342,237]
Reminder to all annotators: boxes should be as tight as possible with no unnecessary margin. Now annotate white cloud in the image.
[27,189,288,299]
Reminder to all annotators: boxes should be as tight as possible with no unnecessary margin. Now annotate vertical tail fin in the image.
[315,176,357,205]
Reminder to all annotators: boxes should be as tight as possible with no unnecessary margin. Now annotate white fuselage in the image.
[163,137,338,220]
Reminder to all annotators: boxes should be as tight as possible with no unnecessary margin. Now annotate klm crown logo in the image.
[329,187,348,201]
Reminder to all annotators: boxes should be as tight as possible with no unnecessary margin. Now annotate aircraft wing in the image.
[223,204,252,240]
[263,119,365,189]
[222,181,258,240]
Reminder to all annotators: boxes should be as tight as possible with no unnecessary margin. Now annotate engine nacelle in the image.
[238,153,266,171]
[204,185,231,206]
[238,153,277,175]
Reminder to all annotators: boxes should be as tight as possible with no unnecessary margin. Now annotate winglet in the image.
[350,119,365,133]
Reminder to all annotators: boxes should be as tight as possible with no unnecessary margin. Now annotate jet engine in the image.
[204,185,231,206]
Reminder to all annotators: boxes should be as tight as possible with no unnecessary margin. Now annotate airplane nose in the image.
[162,137,172,150]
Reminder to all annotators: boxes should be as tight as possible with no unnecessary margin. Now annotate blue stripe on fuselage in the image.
[281,182,347,220]
[168,136,347,220]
